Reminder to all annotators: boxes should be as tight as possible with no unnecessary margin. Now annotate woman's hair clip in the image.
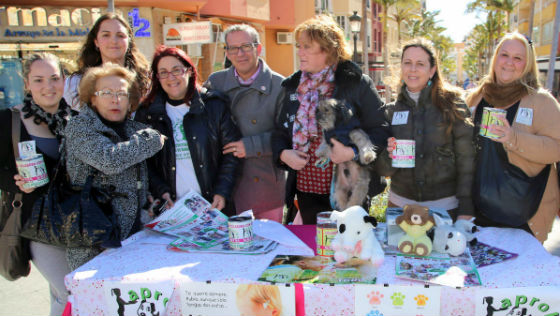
[263,301,270,309]
[523,34,533,47]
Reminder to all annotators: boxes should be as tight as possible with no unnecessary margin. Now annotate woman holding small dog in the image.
[272,15,389,224]
[465,32,560,242]
[375,38,475,220]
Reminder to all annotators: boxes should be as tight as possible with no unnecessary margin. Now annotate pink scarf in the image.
[292,66,335,152]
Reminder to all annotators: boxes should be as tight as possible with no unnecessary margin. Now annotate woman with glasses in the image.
[135,46,241,215]
[64,12,149,110]
[63,63,165,270]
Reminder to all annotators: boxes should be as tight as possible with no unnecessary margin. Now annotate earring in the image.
[427,78,433,87]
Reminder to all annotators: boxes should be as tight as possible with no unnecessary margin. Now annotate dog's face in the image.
[316,99,353,130]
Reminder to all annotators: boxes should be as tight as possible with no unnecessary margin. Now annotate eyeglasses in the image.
[225,43,257,55]
[94,89,129,99]
[157,68,190,79]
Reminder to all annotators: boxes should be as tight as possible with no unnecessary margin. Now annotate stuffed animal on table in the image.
[330,206,384,267]
[395,204,435,256]
[430,214,467,256]
[454,218,479,245]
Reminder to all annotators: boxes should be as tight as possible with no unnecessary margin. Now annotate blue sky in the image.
[426,0,488,43]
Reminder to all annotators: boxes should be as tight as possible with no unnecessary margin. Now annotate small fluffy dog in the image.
[315,99,377,210]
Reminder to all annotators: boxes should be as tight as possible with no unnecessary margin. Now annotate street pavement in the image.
[2,217,560,316]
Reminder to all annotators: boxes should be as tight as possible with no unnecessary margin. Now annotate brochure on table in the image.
[145,190,277,254]
[355,284,442,316]
[180,282,296,316]
[258,254,378,284]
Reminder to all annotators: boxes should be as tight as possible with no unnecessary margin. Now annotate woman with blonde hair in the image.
[64,63,164,269]
[236,284,283,316]
[466,32,560,242]
[375,38,475,222]
[271,15,389,224]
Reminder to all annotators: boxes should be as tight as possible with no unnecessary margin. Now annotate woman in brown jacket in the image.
[466,32,560,243]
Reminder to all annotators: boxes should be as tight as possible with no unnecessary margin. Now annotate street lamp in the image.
[349,11,362,63]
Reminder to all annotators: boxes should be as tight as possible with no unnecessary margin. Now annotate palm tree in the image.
[389,0,420,44]
[373,0,398,101]
[404,9,440,39]
[464,23,491,79]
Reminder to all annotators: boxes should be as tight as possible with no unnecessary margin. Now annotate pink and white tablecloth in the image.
[65,222,560,316]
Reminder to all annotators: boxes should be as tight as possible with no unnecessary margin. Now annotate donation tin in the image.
[391,139,415,168]
[15,154,49,189]
[316,211,337,257]
[479,107,506,139]
[228,215,253,250]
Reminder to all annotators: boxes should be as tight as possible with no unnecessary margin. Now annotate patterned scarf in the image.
[292,66,335,152]
[21,94,74,140]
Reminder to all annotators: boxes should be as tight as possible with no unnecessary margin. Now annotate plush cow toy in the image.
[330,206,385,267]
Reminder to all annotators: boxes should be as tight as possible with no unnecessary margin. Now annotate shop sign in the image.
[0,6,150,42]
[163,22,212,45]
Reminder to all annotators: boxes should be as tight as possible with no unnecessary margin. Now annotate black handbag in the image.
[473,100,550,227]
[21,147,122,249]
[0,109,31,281]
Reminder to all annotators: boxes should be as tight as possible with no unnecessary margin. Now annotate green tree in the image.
[388,0,420,44]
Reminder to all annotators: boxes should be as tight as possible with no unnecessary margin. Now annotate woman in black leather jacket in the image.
[271,16,390,224]
[135,46,241,216]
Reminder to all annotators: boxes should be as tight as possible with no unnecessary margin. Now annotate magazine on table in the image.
[145,191,277,254]
[469,241,518,268]
[258,254,378,284]
[395,249,482,287]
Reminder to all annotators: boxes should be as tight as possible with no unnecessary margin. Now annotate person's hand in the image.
[329,138,355,164]
[161,192,175,209]
[14,174,34,193]
[387,137,396,158]
[223,141,246,158]
[280,149,309,170]
[211,194,225,210]
[489,117,513,144]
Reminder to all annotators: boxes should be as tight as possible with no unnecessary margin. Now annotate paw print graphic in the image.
[367,310,384,316]
[367,291,384,305]
[414,294,429,306]
[390,292,405,306]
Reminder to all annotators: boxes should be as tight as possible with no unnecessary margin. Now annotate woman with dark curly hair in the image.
[64,12,149,110]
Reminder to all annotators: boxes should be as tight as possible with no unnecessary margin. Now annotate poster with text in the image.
[355,284,441,316]
[103,280,174,316]
[475,286,560,316]
[180,282,296,316]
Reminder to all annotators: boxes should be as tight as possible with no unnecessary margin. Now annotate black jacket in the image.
[375,85,475,216]
[135,89,241,216]
[0,109,58,225]
[271,60,390,208]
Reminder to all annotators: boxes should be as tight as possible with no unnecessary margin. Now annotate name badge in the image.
[18,140,37,159]
[392,111,409,125]
[290,93,298,101]
[516,108,533,126]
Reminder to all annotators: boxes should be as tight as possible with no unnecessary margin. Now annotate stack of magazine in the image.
[145,191,278,254]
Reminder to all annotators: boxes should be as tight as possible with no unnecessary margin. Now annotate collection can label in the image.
[316,211,336,257]
[391,139,415,168]
[479,107,506,139]
[228,215,253,250]
[15,154,49,189]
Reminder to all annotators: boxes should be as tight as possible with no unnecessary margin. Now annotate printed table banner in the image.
[103,280,174,316]
[180,282,296,316]
[355,284,442,316]
[475,286,560,316]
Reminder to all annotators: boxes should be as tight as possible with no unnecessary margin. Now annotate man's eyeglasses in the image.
[157,68,190,79]
[225,43,257,55]
[94,89,129,99]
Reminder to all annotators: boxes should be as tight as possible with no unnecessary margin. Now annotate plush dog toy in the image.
[430,214,467,256]
[330,206,384,267]
[396,204,435,256]
[454,218,479,245]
